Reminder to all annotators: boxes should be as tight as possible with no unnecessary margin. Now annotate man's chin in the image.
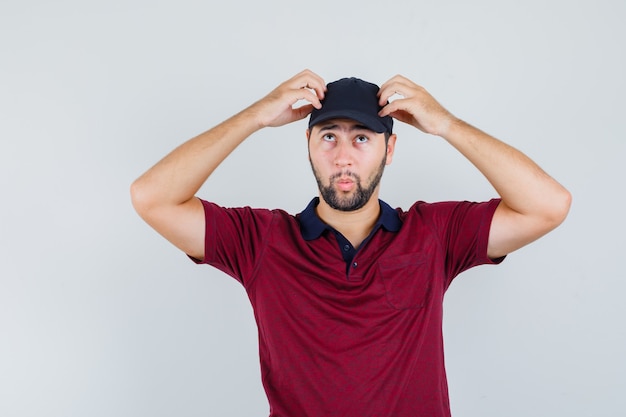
[323,195,368,212]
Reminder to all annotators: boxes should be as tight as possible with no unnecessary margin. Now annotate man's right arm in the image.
[130,70,326,260]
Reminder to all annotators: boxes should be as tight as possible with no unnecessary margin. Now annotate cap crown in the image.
[308,77,393,134]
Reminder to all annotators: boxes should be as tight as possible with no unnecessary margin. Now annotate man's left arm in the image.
[378,75,572,259]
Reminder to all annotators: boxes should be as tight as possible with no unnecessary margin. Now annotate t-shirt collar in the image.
[298,197,402,241]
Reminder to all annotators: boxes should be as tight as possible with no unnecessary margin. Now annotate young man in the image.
[131,69,571,416]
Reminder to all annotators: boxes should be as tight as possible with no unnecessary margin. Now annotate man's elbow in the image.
[546,187,572,229]
[130,178,155,220]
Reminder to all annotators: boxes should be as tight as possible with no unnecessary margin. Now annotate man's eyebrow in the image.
[318,124,373,132]
[318,124,338,132]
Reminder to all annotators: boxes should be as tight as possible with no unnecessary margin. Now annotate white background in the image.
[1,0,624,416]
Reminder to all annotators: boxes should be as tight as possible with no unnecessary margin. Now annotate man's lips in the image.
[335,177,355,191]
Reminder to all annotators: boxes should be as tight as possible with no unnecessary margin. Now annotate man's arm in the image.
[378,75,572,259]
[130,70,326,260]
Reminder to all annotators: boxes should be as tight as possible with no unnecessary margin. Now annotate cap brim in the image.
[308,110,387,134]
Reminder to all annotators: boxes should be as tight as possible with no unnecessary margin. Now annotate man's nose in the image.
[334,140,353,167]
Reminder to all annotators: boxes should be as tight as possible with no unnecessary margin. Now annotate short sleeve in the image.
[191,199,275,285]
[421,198,504,282]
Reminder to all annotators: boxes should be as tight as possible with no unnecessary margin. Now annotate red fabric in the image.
[197,198,502,417]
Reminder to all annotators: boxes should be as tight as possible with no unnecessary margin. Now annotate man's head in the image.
[306,78,396,212]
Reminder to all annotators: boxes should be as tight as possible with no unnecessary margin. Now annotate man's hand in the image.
[378,75,457,137]
[248,69,327,129]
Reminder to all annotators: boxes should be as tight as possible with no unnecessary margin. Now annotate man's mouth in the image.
[334,176,356,191]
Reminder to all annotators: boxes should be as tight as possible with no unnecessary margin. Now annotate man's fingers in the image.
[378,100,396,118]
[258,70,326,127]
[379,84,409,106]
[288,69,327,101]
[291,103,315,121]
[289,88,323,109]
[378,98,407,118]
[378,75,420,105]
[379,74,412,93]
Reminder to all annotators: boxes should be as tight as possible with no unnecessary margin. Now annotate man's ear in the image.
[306,128,311,141]
[386,134,397,165]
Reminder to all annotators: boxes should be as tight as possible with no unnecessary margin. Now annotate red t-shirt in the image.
[196,198,503,417]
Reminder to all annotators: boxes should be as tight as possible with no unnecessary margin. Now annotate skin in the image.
[130,69,571,261]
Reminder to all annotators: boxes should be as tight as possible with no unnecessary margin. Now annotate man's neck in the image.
[315,196,381,249]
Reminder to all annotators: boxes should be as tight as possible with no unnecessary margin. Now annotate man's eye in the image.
[355,135,368,143]
[322,134,335,142]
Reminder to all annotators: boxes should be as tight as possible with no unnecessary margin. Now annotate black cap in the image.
[308,77,393,134]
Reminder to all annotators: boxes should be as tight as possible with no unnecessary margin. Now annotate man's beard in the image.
[310,156,386,212]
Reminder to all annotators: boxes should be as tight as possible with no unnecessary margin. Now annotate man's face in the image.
[307,119,395,212]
